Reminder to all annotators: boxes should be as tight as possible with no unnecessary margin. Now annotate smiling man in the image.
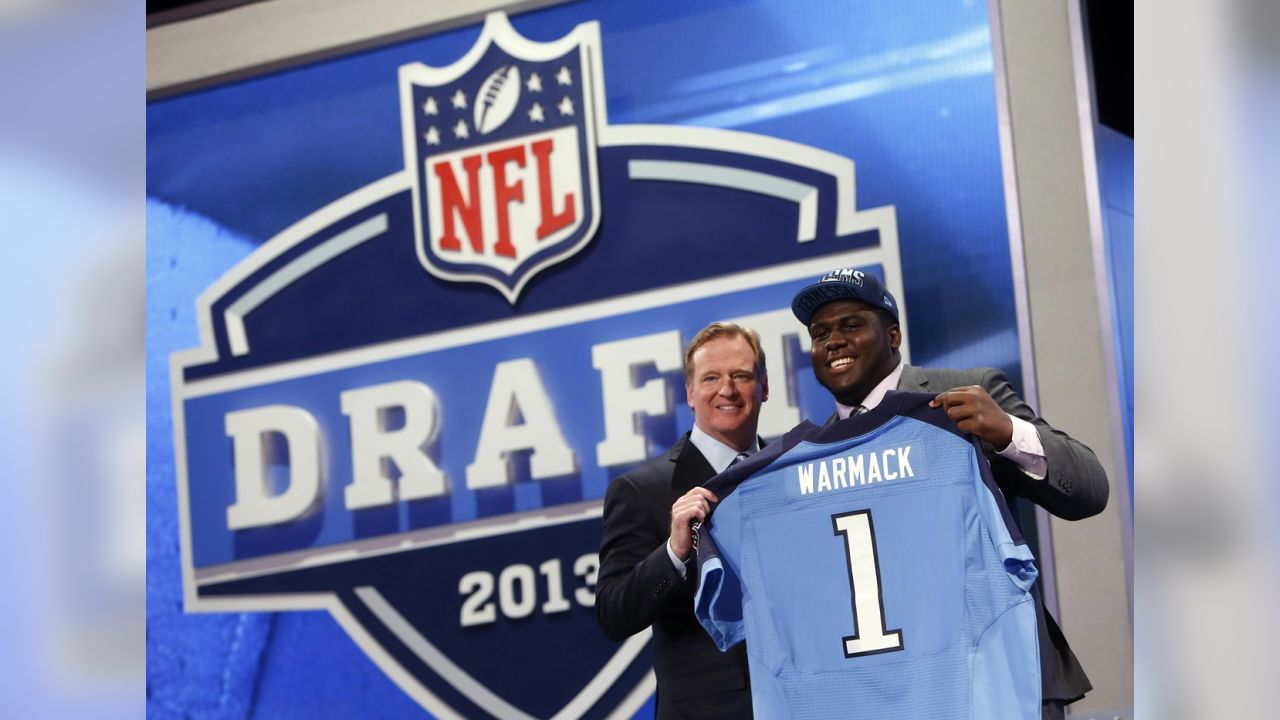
[791,266,1109,720]
[596,322,767,719]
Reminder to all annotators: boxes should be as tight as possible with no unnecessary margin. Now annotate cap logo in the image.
[821,267,864,286]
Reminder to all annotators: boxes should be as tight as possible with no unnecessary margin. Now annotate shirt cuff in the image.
[667,539,687,579]
[997,414,1047,480]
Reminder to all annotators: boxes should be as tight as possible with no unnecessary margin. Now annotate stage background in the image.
[147,1,1133,717]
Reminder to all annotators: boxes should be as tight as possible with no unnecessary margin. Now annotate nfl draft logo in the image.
[400,19,601,302]
[171,11,906,720]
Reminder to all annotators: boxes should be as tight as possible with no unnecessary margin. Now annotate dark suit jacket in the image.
[596,435,753,720]
[879,366,1105,703]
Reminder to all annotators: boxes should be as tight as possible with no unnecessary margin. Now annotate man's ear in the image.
[888,324,902,350]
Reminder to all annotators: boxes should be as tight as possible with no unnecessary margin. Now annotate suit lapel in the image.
[897,364,931,391]
[670,433,715,495]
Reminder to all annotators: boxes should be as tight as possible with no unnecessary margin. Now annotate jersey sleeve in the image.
[971,440,1043,717]
[693,490,747,651]
[971,443,1038,592]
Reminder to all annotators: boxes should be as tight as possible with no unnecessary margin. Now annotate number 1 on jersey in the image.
[832,510,904,657]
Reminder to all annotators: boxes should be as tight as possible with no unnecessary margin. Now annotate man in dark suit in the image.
[790,266,1109,720]
[596,322,767,719]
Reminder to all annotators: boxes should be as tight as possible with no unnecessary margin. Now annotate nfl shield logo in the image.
[400,14,602,303]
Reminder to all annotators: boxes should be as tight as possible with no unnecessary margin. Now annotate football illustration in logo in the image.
[474,64,522,135]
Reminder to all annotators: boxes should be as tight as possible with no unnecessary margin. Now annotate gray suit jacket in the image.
[895,365,1109,520]
[870,365,1106,703]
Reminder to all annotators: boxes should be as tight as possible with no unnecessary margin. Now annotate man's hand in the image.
[930,385,1014,449]
[669,487,719,560]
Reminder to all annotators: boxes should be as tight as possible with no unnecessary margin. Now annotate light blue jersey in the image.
[695,391,1041,719]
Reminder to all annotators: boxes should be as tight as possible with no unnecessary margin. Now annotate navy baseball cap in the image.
[790,267,899,325]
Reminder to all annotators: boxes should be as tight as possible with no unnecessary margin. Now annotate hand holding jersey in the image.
[668,486,718,560]
[930,385,1015,449]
